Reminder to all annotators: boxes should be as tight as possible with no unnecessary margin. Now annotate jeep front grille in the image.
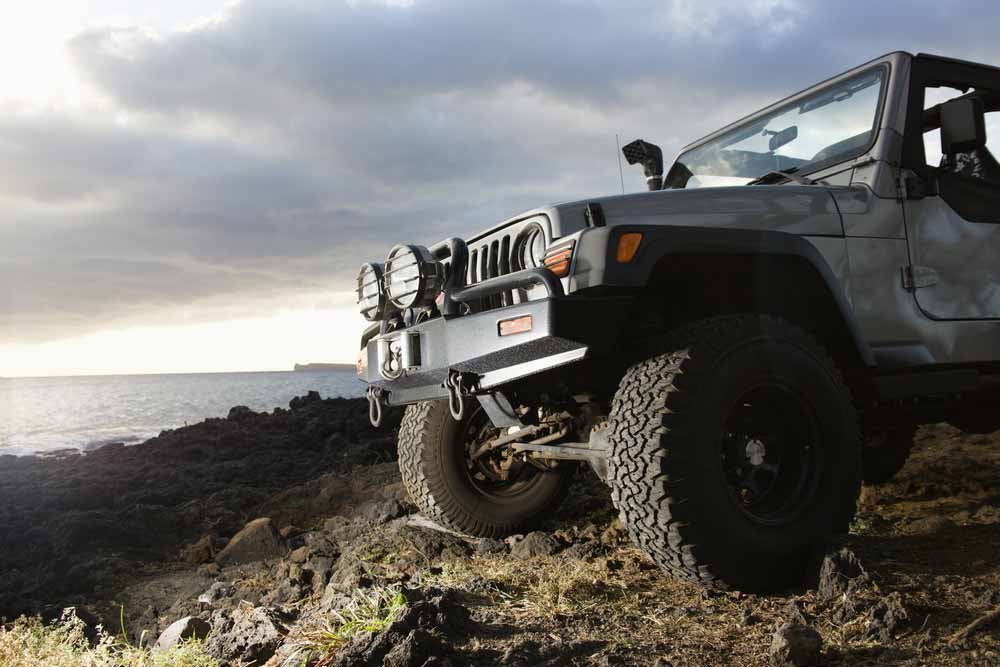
[466,234,514,309]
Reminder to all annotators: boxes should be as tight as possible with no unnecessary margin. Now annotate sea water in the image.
[0,370,364,456]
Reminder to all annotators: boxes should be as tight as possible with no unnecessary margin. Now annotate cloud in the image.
[3,0,1000,344]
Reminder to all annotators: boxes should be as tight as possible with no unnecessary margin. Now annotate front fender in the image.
[570,225,876,368]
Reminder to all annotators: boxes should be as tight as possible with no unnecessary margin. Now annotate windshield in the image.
[666,68,886,188]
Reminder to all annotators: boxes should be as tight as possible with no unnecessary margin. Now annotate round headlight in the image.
[516,225,546,270]
[356,262,386,320]
[384,244,444,309]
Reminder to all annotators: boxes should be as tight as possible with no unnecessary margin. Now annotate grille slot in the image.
[443,224,541,313]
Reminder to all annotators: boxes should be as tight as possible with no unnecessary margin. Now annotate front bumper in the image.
[359,294,608,406]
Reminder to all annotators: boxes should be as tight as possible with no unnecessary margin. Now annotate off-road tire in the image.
[862,428,916,485]
[398,399,571,538]
[607,315,861,591]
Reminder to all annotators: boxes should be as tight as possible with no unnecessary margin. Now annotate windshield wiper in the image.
[746,168,816,186]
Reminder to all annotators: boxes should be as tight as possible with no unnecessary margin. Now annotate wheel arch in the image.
[600,226,876,373]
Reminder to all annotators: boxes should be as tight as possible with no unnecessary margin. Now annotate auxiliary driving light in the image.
[356,262,387,321]
[384,244,445,309]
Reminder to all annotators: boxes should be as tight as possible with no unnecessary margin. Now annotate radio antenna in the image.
[616,133,625,194]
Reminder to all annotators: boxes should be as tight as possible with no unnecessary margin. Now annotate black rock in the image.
[204,606,288,665]
[197,581,235,607]
[817,547,868,601]
[561,541,601,561]
[769,623,822,666]
[509,531,559,559]
[474,538,506,554]
[359,499,408,525]
[329,588,470,667]
[215,517,287,567]
[226,405,256,421]
[864,592,909,642]
[290,391,323,411]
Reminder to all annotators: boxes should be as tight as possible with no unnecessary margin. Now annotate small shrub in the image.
[287,586,407,666]
[0,609,220,667]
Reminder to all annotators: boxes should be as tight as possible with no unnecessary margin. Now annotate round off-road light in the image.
[384,244,444,309]
[356,262,386,320]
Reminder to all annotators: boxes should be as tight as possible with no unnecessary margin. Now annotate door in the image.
[903,74,1000,320]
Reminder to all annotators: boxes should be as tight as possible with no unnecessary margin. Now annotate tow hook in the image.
[367,386,386,427]
[445,371,472,421]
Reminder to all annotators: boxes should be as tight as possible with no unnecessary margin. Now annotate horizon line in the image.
[0,365,356,381]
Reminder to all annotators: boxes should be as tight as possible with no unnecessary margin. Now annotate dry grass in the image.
[0,609,220,667]
[426,546,773,663]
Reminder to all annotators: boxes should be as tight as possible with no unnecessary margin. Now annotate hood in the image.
[533,185,846,239]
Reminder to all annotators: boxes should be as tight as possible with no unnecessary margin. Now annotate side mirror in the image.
[940,97,986,156]
[622,139,664,191]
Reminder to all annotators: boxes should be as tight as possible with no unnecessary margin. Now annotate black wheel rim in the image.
[720,384,822,526]
[458,406,544,500]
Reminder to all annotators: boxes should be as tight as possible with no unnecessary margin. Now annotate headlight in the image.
[384,244,444,309]
[516,225,546,270]
[356,262,386,320]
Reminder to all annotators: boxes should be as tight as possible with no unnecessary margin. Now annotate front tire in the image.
[398,400,571,538]
[607,315,861,591]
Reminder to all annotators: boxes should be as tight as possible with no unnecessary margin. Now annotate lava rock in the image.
[226,405,257,421]
[818,547,868,601]
[864,592,910,642]
[769,623,822,666]
[499,638,606,666]
[204,605,288,665]
[181,535,216,564]
[359,499,408,525]
[474,538,506,554]
[215,517,286,567]
[561,541,602,561]
[290,391,323,410]
[510,531,559,559]
[197,581,235,608]
[322,555,371,602]
[152,616,211,651]
[329,588,469,666]
[784,600,809,626]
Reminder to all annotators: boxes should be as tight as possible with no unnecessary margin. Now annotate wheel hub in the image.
[745,438,766,466]
[720,385,822,526]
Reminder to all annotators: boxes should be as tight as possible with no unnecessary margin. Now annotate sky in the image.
[1,0,998,377]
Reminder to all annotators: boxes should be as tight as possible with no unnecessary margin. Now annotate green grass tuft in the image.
[284,586,407,666]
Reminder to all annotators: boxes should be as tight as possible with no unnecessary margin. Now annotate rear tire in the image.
[607,315,861,591]
[398,400,571,538]
[862,428,916,485]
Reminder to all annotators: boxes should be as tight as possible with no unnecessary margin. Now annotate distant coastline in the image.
[293,362,355,372]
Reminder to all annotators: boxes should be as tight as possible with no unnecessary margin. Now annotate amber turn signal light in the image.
[499,314,533,336]
[616,232,643,263]
[542,241,575,277]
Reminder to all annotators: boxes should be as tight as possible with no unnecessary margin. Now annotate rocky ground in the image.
[2,393,1000,666]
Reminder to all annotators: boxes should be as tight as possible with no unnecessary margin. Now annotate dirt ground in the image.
[3,397,1000,666]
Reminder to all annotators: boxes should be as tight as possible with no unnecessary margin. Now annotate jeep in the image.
[355,52,1000,591]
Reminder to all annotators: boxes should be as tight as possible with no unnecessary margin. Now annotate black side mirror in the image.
[622,139,664,191]
[940,97,986,156]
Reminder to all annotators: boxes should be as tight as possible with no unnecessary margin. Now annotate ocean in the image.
[0,370,365,457]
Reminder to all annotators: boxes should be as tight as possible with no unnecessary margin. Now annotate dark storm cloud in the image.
[4,0,1000,343]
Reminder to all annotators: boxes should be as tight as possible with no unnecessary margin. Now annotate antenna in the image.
[615,133,625,194]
